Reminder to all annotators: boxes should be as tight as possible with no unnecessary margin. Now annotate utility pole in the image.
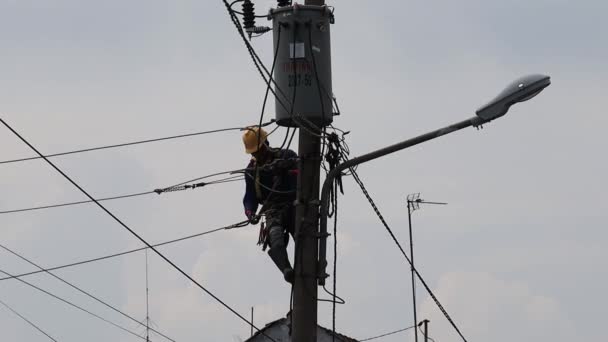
[293,124,321,341]
[250,307,254,337]
[290,1,324,341]
[270,1,334,341]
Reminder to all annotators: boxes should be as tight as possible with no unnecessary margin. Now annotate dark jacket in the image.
[243,148,298,215]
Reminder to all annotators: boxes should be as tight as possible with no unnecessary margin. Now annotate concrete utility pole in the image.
[293,123,322,341]
[271,1,334,341]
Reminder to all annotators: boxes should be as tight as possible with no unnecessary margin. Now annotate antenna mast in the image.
[145,249,150,342]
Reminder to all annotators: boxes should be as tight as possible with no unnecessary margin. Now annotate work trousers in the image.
[265,202,295,250]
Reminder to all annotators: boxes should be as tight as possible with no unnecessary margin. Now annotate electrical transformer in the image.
[270,4,334,127]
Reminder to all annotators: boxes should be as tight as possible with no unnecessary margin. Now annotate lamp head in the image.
[476,74,551,122]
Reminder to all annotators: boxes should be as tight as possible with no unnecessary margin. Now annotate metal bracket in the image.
[317,260,329,285]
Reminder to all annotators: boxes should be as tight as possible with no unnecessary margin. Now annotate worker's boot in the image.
[268,247,294,284]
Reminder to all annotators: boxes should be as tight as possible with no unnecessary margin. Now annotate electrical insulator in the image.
[246,26,272,34]
[242,0,255,31]
[277,0,290,7]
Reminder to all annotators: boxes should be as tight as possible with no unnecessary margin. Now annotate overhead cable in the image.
[349,170,468,342]
[331,181,338,340]
[0,298,60,342]
[222,0,290,113]
[223,0,326,141]
[419,326,437,342]
[227,3,297,155]
[359,325,416,341]
[2,112,278,342]
[254,23,282,154]
[155,175,244,194]
[0,191,154,215]
[319,285,345,305]
[0,268,147,341]
[0,121,274,166]
[0,243,175,342]
[0,220,249,282]
[0,173,243,215]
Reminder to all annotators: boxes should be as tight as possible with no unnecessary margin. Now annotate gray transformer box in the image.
[270,4,334,127]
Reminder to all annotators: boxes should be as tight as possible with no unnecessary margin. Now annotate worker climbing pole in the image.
[242,126,299,284]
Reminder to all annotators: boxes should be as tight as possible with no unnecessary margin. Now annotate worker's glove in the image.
[270,158,297,174]
[245,210,260,225]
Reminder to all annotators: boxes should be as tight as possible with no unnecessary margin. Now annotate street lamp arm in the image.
[317,115,484,285]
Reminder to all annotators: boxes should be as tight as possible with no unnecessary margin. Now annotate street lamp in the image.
[476,74,551,122]
[317,74,552,285]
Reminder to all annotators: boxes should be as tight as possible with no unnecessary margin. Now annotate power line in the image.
[349,170,468,342]
[254,22,282,154]
[0,118,279,342]
[0,191,153,215]
[0,121,274,166]
[0,267,148,341]
[0,298,60,342]
[332,181,338,341]
[222,0,291,114]
[0,174,243,215]
[223,0,326,142]
[0,243,176,342]
[0,220,249,282]
[229,9,295,155]
[359,325,416,342]
[156,174,244,194]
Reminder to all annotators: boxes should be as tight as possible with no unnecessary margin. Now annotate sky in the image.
[0,0,607,341]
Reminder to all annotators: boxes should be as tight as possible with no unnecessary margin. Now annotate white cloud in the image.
[420,272,576,342]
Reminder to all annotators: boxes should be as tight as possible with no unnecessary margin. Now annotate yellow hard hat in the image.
[242,126,268,154]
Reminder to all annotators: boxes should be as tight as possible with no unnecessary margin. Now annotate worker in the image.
[242,127,298,283]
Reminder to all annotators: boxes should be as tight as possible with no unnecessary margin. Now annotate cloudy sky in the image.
[1,0,606,341]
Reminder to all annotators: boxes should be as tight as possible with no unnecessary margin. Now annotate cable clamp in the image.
[185,182,207,189]
[318,231,330,238]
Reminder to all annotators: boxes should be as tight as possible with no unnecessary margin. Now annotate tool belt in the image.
[257,219,270,251]
[256,202,292,251]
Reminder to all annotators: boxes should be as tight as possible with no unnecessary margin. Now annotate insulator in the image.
[277,0,290,7]
[246,26,272,34]
[242,0,255,30]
